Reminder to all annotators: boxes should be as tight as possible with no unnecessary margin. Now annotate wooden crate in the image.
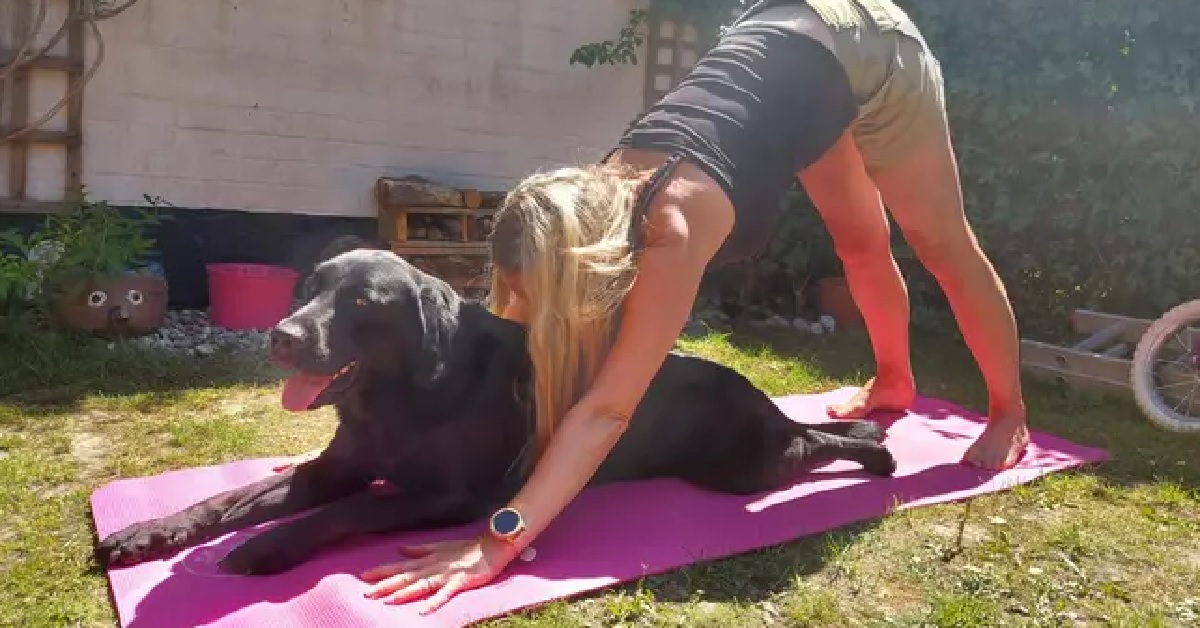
[374,175,503,298]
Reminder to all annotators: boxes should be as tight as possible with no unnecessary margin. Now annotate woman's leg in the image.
[870,130,1029,470]
[797,131,917,417]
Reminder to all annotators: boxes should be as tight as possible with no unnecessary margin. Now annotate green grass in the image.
[1,325,1198,627]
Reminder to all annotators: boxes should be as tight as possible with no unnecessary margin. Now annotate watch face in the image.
[492,508,521,535]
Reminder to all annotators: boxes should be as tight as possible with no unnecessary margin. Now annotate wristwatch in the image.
[488,506,527,543]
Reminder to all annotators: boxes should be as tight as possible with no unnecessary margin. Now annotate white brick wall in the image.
[8,0,647,217]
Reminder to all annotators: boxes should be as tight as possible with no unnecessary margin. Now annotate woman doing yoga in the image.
[356,0,1029,611]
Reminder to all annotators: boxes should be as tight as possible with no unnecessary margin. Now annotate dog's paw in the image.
[863,446,898,477]
[845,420,885,443]
[218,533,310,576]
[95,520,191,568]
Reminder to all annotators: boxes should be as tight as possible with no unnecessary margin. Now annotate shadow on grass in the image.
[718,326,1200,492]
[0,326,284,413]
[643,519,883,605]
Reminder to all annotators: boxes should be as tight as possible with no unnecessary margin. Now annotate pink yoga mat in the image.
[90,388,1107,628]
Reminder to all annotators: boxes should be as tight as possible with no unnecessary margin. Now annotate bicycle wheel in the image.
[1131,299,1200,433]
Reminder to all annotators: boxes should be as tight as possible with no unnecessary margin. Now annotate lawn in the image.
[1,324,1197,627]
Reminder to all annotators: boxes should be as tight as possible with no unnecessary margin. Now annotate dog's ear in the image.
[316,235,377,265]
[410,283,462,389]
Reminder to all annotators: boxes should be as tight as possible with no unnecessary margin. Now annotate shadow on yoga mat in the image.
[89,388,1108,628]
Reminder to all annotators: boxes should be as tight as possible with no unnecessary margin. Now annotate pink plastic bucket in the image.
[206,263,299,330]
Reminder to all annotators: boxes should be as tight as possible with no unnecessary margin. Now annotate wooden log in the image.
[394,213,408,243]
[376,175,465,208]
[391,241,489,257]
[479,191,508,208]
[460,189,483,209]
[393,205,478,216]
[458,215,470,242]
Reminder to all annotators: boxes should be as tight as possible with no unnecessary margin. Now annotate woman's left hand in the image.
[358,536,516,614]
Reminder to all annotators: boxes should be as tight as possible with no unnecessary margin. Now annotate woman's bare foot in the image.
[827,375,916,419]
[963,410,1029,470]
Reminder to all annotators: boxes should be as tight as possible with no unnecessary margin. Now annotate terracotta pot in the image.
[55,274,168,337]
[793,287,807,316]
[815,276,863,330]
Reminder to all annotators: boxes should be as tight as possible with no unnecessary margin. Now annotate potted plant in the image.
[0,192,170,337]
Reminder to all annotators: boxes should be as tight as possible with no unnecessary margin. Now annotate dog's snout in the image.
[269,324,304,359]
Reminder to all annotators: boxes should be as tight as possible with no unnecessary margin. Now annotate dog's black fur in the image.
[95,247,896,575]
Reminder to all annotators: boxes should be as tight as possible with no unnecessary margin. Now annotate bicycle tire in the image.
[1130,299,1200,433]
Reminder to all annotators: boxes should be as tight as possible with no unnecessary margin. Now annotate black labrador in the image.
[95,247,896,575]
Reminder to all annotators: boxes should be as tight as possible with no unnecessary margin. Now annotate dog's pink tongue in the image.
[281,374,333,412]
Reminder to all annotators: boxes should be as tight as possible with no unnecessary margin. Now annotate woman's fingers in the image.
[359,561,407,583]
[359,541,459,582]
[358,554,437,584]
[380,572,447,606]
[358,537,499,612]
[362,568,420,597]
[419,574,469,615]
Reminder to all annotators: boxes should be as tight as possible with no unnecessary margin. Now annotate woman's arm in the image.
[496,183,735,556]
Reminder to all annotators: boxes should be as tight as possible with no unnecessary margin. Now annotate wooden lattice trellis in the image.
[642,9,739,107]
[1,0,86,213]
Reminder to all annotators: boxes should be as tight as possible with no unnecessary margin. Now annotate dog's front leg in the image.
[96,455,370,569]
[218,490,479,576]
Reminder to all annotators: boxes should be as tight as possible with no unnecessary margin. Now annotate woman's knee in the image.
[904,222,986,283]
[826,215,893,265]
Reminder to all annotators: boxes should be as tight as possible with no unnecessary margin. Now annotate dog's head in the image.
[269,246,463,411]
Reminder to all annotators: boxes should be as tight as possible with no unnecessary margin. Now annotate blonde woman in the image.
[358,0,1029,610]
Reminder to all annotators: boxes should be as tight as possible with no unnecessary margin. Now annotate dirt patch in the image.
[929,522,987,546]
[1183,546,1200,571]
[69,431,109,479]
[216,391,279,416]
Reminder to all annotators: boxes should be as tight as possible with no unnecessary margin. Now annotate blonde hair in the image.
[487,164,641,454]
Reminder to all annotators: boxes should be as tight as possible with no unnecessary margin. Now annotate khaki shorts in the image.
[742,0,949,171]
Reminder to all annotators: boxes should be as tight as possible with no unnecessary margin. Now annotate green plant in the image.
[569,1,745,68]
[0,192,168,320]
[569,9,651,67]
[0,243,44,317]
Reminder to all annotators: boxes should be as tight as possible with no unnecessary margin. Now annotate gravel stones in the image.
[132,309,270,357]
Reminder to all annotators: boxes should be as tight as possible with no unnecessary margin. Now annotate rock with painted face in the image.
[55,274,168,336]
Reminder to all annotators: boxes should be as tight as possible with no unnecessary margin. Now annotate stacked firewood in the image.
[374,175,507,299]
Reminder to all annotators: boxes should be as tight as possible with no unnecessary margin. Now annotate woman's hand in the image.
[358,535,517,614]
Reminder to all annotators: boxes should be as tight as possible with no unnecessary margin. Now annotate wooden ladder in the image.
[1,0,86,212]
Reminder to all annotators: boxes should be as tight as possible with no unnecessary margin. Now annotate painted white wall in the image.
[5,0,647,217]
